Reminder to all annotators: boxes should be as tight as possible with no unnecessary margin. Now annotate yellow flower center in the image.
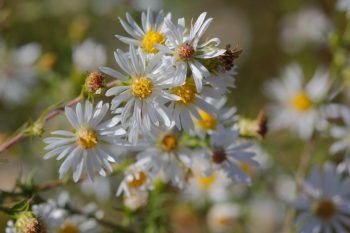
[177,43,195,60]
[290,91,312,112]
[59,222,79,233]
[216,216,234,226]
[131,77,153,99]
[160,134,178,152]
[194,172,217,189]
[171,79,197,105]
[76,128,98,149]
[127,171,147,188]
[142,30,166,53]
[196,110,218,130]
[314,199,336,220]
[239,162,253,177]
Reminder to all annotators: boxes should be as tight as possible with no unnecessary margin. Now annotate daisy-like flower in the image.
[294,163,350,233]
[116,9,170,53]
[182,156,231,205]
[135,131,192,188]
[101,45,179,143]
[207,203,240,233]
[191,97,238,139]
[264,63,331,140]
[116,164,154,197]
[43,101,125,182]
[156,12,226,91]
[169,78,217,132]
[0,41,41,105]
[200,126,258,185]
[72,39,107,73]
[123,190,149,211]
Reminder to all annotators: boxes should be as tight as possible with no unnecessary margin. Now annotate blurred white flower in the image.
[80,176,112,202]
[329,106,350,156]
[200,126,258,185]
[206,203,240,233]
[182,156,231,205]
[247,197,283,233]
[294,163,350,233]
[123,190,149,211]
[73,39,107,73]
[274,175,296,203]
[279,7,332,53]
[264,63,331,140]
[0,41,41,105]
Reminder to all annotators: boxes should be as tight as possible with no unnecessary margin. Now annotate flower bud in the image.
[85,72,106,94]
[238,111,268,139]
[16,211,47,233]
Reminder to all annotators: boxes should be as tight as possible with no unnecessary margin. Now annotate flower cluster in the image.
[43,10,259,202]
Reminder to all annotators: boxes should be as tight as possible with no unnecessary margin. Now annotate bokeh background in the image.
[0,0,340,232]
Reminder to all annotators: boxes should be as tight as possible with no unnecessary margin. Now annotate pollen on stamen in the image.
[131,77,153,100]
[160,134,178,152]
[127,171,147,188]
[177,43,195,60]
[76,128,98,149]
[142,30,166,53]
[290,91,312,112]
[196,110,218,130]
[171,79,197,105]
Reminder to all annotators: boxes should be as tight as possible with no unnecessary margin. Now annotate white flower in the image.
[0,41,41,105]
[43,101,125,182]
[330,106,350,156]
[206,68,237,96]
[5,220,17,233]
[101,45,179,143]
[337,0,350,17]
[169,78,217,132]
[200,126,258,185]
[206,203,240,233]
[116,9,170,53]
[294,163,350,233]
[182,156,231,205]
[73,39,107,73]
[191,97,238,139]
[80,176,112,202]
[31,200,66,231]
[279,7,331,53]
[116,164,154,197]
[156,12,226,91]
[135,131,192,188]
[264,63,331,140]
[123,190,149,211]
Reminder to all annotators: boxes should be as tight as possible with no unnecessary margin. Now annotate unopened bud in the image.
[238,111,268,139]
[16,211,47,233]
[85,72,105,94]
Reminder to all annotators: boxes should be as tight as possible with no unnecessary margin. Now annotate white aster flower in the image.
[182,156,231,205]
[337,0,350,17]
[206,202,240,233]
[169,78,217,132]
[200,126,258,185]
[156,12,226,91]
[43,101,125,182]
[31,200,66,231]
[279,7,332,53]
[206,68,237,96]
[116,164,154,197]
[5,220,17,233]
[264,63,331,140]
[191,97,238,139]
[80,176,112,202]
[73,39,107,73]
[135,131,192,188]
[294,163,350,233]
[101,45,179,143]
[116,9,170,53]
[123,190,149,211]
[0,41,41,105]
